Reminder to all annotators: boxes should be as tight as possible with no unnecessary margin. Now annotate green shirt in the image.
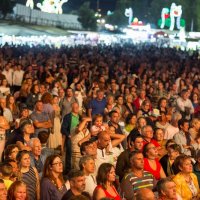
[70,114,79,134]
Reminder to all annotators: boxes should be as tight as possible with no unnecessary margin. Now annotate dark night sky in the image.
[17,0,117,14]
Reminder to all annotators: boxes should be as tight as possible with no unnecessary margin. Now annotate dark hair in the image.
[165,139,175,149]
[157,177,173,195]
[67,169,84,181]
[42,154,64,189]
[174,154,191,173]
[129,150,143,160]
[80,141,93,155]
[7,180,29,200]
[128,134,143,145]
[0,163,13,177]
[108,110,118,118]
[178,118,189,129]
[4,144,18,160]
[16,150,30,166]
[168,144,181,154]
[38,131,49,144]
[125,113,137,124]
[96,163,114,189]
[142,143,152,158]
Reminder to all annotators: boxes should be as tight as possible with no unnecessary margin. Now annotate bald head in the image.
[136,188,155,200]
[98,131,110,149]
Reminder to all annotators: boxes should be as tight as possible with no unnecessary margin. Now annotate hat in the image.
[150,109,161,117]
[20,104,28,111]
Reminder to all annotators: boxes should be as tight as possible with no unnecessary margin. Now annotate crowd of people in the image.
[0,43,199,200]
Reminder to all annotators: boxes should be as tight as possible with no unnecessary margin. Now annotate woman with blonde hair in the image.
[40,154,67,200]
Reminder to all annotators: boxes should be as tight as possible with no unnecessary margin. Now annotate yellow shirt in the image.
[3,179,13,190]
[173,172,199,200]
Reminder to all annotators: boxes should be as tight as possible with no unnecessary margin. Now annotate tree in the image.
[0,0,14,19]
[78,2,97,31]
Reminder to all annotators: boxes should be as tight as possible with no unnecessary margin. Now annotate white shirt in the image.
[164,124,179,140]
[2,69,13,86]
[85,175,97,197]
[13,70,24,86]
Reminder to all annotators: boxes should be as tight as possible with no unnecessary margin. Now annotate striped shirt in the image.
[121,171,154,200]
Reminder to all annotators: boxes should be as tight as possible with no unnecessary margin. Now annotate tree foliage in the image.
[78,2,97,31]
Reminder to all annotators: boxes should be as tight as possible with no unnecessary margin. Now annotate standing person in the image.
[0,107,10,162]
[30,100,53,138]
[48,95,62,149]
[16,150,40,200]
[88,90,106,117]
[61,102,80,174]
[61,87,77,119]
[121,151,155,200]
[26,84,39,111]
[7,180,28,200]
[173,155,199,200]
[93,163,121,200]
[61,170,91,200]
[12,64,24,93]
[40,155,67,200]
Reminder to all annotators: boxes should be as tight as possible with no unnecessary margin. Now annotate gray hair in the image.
[29,138,40,148]
[141,125,153,136]
[79,155,94,170]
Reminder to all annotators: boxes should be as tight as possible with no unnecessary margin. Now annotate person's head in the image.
[80,141,97,156]
[0,163,13,178]
[178,119,189,132]
[125,113,137,125]
[52,95,59,104]
[106,95,114,105]
[143,143,158,159]
[6,159,18,174]
[139,90,146,100]
[170,112,182,126]
[16,150,30,169]
[67,170,85,193]
[141,100,151,111]
[129,151,144,170]
[109,111,119,124]
[175,155,193,174]
[41,92,53,104]
[96,90,104,101]
[0,179,7,200]
[31,84,39,94]
[19,104,29,118]
[6,95,15,106]
[35,100,43,112]
[125,94,133,103]
[0,97,6,109]
[116,95,123,105]
[141,125,153,140]
[4,144,19,161]
[71,102,79,114]
[135,188,155,200]
[128,134,143,150]
[190,118,200,131]
[19,119,34,135]
[38,131,49,145]
[97,131,111,149]
[137,117,147,129]
[79,156,95,175]
[1,79,8,87]
[93,114,103,127]
[181,89,189,100]
[154,128,164,142]
[158,111,167,123]
[7,180,28,200]
[167,144,181,161]
[66,87,73,97]
[158,97,168,109]
[29,138,42,157]
[96,163,115,189]
[157,178,177,200]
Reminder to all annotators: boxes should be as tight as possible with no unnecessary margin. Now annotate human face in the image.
[168,148,179,160]
[20,153,30,168]
[131,153,144,170]
[9,161,19,173]
[66,89,73,97]
[32,140,42,157]
[162,181,177,199]
[143,127,153,139]
[99,134,110,149]
[52,96,59,104]
[180,159,193,173]
[160,99,167,108]
[24,124,34,135]
[83,159,95,174]
[155,129,164,141]
[71,103,79,114]
[10,147,19,160]
[111,113,119,124]
[181,122,189,133]
[36,102,43,112]
[14,185,27,200]
[147,144,158,157]
[9,96,15,104]
[133,138,143,150]
[117,97,123,105]
[94,117,103,127]
[21,109,29,118]
[130,115,137,125]
[107,167,116,182]
[0,99,6,109]
[140,91,146,99]
[138,118,146,128]
[71,176,86,192]
[97,91,104,100]
[51,157,63,173]
[0,183,7,200]
[84,143,97,156]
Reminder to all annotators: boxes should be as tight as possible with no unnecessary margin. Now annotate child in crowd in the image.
[0,162,13,189]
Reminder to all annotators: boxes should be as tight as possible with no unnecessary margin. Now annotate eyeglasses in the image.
[51,161,63,166]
